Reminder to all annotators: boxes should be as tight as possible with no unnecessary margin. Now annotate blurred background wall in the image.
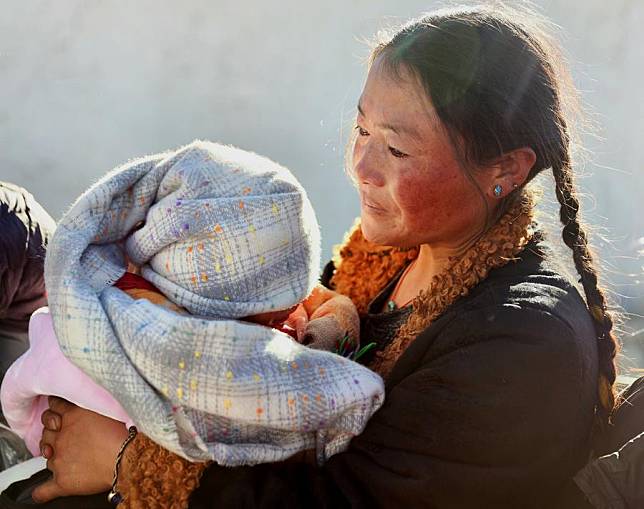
[1,0,642,367]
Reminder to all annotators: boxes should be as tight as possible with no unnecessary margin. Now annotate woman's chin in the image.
[360,219,394,247]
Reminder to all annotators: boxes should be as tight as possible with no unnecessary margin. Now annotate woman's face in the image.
[352,57,493,250]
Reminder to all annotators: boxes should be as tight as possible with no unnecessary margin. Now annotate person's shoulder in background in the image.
[0,181,56,376]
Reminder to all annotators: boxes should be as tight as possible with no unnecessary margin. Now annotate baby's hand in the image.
[283,304,309,341]
[288,286,360,355]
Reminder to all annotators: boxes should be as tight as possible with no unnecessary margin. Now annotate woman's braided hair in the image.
[552,147,618,427]
[371,4,618,430]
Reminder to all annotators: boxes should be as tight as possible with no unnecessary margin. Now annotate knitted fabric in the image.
[44,140,385,464]
[330,193,535,377]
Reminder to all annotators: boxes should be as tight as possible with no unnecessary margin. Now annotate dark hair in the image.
[371,5,618,432]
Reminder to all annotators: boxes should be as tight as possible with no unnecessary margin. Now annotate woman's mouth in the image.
[360,195,386,213]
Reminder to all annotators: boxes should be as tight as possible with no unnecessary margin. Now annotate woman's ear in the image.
[487,147,537,198]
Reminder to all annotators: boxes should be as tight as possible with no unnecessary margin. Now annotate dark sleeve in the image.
[550,478,594,509]
[319,260,335,289]
[189,305,597,509]
[571,431,644,509]
[0,182,55,332]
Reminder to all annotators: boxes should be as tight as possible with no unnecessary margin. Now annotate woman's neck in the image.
[417,240,474,277]
[391,240,476,307]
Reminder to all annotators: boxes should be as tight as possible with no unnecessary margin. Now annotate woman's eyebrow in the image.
[357,102,422,142]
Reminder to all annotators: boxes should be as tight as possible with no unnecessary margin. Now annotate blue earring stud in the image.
[493,184,503,197]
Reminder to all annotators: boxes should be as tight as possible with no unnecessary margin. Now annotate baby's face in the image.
[245,305,298,327]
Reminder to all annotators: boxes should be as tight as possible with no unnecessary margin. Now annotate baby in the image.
[0,141,384,466]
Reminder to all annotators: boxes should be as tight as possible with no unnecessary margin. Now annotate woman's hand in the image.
[31,397,129,503]
[286,286,360,352]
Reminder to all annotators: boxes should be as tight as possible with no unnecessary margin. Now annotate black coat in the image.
[189,242,599,508]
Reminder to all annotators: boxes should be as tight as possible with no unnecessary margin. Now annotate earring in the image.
[493,184,503,197]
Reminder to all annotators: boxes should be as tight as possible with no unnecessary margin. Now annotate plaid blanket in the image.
[44,141,384,464]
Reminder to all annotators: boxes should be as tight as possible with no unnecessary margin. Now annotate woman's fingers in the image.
[33,403,125,501]
[40,427,58,458]
[39,441,54,459]
[41,409,62,431]
[31,478,67,504]
[48,396,75,415]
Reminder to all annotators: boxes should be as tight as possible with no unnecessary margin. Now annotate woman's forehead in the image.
[359,59,442,138]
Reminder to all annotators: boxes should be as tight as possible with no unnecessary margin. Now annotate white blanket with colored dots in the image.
[43,140,385,465]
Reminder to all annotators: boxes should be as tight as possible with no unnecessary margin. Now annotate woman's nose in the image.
[353,142,385,186]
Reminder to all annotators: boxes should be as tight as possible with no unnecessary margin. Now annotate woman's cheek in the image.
[395,167,468,236]
[395,172,440,218]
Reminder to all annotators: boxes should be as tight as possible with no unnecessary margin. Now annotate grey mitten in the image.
[301,316,346,352]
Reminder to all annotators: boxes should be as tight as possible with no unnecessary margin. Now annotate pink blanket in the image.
[0,307,132,456]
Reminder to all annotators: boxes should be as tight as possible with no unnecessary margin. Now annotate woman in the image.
[24,5,628,508]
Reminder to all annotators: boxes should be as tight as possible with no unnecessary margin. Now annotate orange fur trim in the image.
[331,194,535,378]
[120,434,209,509]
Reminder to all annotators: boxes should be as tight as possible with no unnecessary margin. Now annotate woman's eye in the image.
[389,146,408,158]
[355,125,369,137]
[354,125,407,157]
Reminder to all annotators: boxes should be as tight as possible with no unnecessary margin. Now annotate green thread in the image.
[334,333,376,362]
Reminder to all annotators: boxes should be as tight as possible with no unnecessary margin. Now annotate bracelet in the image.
[107,426,138,505]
